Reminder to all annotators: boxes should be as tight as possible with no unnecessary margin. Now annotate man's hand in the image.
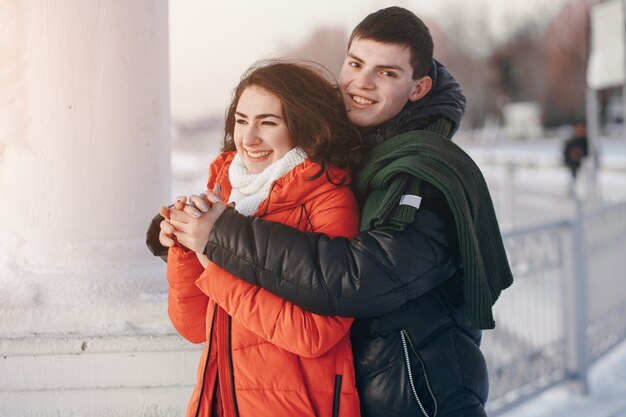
[170,191,230,254]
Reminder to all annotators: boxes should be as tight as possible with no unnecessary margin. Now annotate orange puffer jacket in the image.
[167,151,361,417]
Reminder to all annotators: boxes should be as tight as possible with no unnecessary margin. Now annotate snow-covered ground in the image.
[499,339,626,417]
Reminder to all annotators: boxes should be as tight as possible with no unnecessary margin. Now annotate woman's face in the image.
[233,86,295,174]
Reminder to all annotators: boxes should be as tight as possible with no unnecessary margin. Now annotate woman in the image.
[164,61,362,417]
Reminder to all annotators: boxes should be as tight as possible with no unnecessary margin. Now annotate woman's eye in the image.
[235,119,247,125]
[262,121,277,126]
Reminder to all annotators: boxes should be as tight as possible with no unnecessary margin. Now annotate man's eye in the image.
[381,71,397,78]
[348,61,361,68]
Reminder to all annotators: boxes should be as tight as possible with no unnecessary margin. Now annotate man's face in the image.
[339,37,423,128]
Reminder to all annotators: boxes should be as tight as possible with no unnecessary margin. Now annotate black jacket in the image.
[203,185,488,417]
[147,61,489,416]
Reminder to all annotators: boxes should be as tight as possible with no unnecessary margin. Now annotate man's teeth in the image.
[247,150,272,159]
[353,95,374,105]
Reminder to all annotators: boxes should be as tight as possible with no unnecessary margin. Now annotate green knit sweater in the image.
[353,130,513,329]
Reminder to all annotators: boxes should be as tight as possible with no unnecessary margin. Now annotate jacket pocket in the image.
[401,330,438,417]
[332,374,342,417]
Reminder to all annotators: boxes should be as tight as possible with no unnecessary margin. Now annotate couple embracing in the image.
[147,6,513,417]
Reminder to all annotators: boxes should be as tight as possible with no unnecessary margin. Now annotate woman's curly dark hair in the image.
[223,60,363,181]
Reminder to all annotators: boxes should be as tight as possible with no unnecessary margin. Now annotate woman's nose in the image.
[242,125,261,145]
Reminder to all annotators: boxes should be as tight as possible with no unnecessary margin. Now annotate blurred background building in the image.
[1,0,626,416]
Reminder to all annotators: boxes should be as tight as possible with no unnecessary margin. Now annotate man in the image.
[149,7,513,417]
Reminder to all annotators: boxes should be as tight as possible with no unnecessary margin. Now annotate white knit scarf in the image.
[228,147,307,215]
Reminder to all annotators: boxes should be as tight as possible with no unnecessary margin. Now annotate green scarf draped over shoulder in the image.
[353,130,513,329]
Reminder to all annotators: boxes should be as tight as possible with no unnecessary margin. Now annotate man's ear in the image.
[409,76,432,102]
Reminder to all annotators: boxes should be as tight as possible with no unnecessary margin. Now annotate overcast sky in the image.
[169,0,570,121]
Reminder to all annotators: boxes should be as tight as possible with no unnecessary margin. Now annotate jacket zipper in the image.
[332,374,342,417]
[217,308,239,417]
[400,329,438,417]
[227,315,240,417]
[193,309,216,417]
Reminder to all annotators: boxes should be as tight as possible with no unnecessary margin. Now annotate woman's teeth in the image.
[247,150,272,159]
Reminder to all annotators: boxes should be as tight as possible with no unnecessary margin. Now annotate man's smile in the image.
[350,94,376,106]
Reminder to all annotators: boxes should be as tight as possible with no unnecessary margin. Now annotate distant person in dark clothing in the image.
[563,122,588,179]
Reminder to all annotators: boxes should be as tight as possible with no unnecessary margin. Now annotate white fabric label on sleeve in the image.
[399,194,422,209]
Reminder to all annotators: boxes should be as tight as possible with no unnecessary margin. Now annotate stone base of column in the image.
[0,333,201,416]
[0,239,172,336]
[0,239,200,415]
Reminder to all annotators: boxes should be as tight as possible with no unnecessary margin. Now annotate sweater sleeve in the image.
[204,202,459,318]
[196,188,359,358]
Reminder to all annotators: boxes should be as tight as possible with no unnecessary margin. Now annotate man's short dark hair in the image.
[348,6,433,79]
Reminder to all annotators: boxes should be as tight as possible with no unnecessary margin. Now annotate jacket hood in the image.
[364,59,466,145]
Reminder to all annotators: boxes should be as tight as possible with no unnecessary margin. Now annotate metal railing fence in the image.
[483,197,626,415]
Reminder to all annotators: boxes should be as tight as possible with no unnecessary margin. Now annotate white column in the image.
[0,0,172,335]
[0,3,196,415]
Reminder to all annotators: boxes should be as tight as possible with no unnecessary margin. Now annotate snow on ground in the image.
[499,339,626,417]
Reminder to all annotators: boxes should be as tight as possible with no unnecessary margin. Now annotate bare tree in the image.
[431,34,492,127]
[543,0,596,126]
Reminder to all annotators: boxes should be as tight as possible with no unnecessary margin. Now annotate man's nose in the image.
[355,70,375,90]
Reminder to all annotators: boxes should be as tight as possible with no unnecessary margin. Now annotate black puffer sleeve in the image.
[204,206,460,318]
[146,212,168,261]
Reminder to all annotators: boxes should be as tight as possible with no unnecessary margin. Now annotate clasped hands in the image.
[158,190,230,257]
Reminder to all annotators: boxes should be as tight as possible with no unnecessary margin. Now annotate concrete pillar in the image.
[1,0,171,333]
[0,1,197,415]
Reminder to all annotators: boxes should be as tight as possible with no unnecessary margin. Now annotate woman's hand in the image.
[159,195,205,249]
[170,191,230,254]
